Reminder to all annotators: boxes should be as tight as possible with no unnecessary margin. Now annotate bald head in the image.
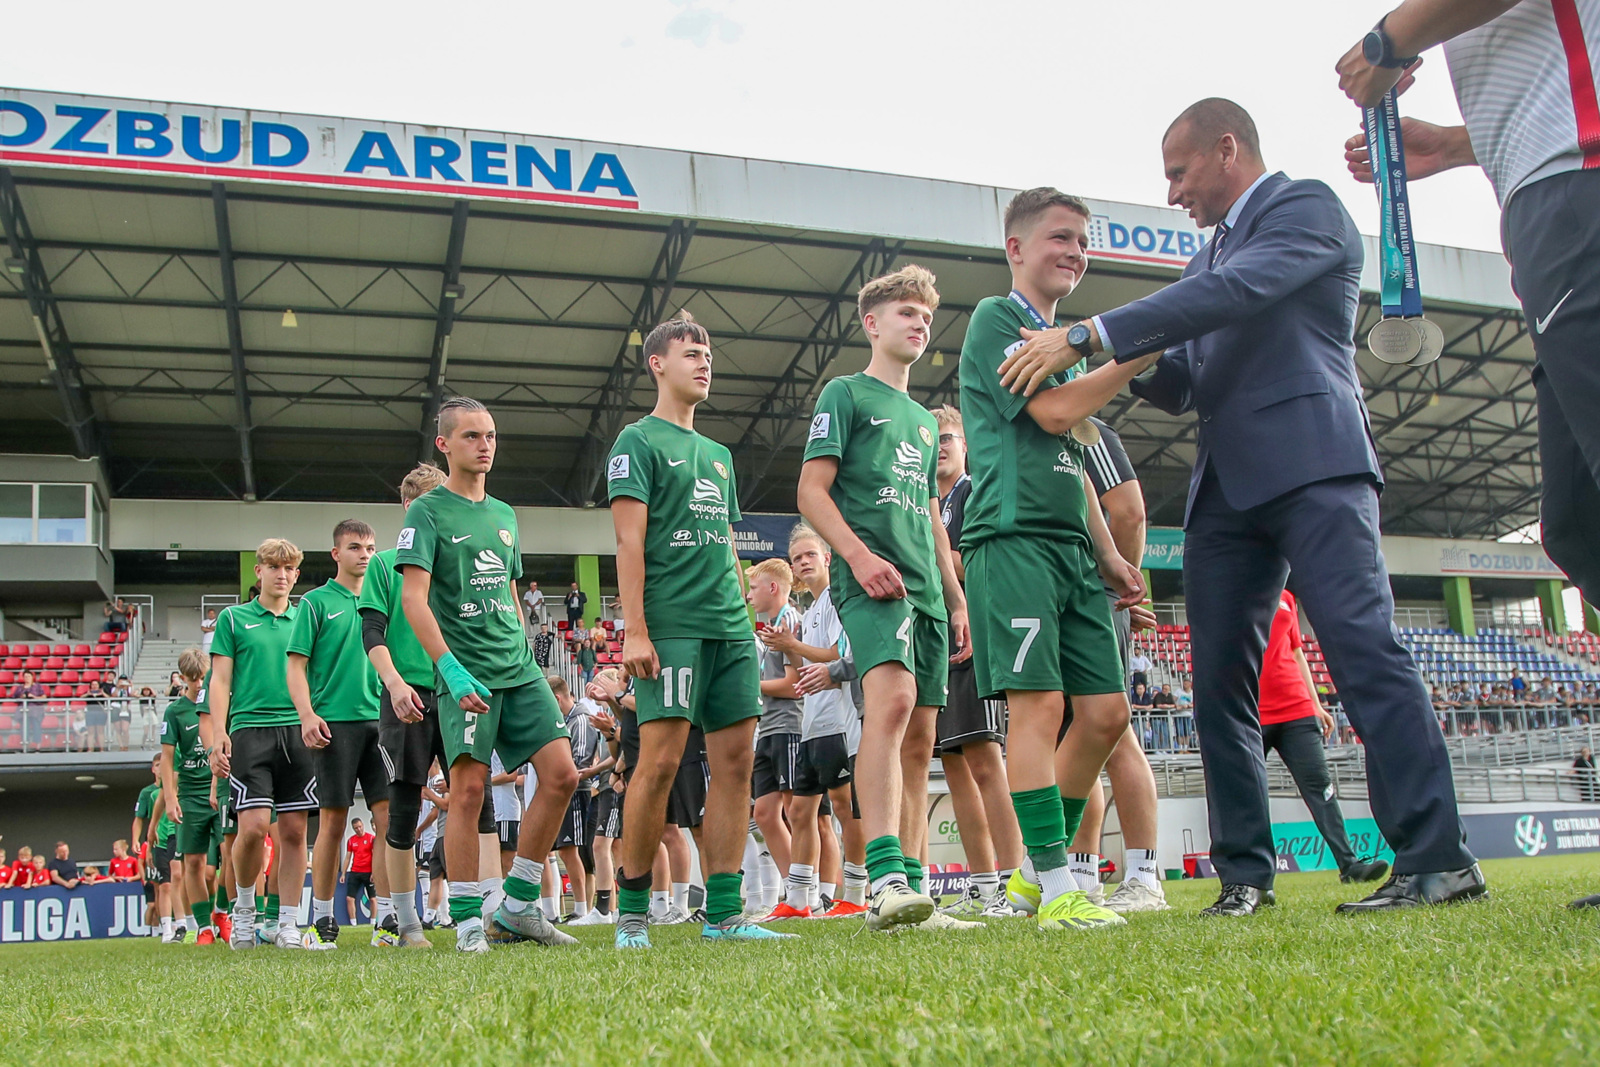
[1164,98,1262,163]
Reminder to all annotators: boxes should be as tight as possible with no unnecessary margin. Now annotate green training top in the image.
[358,547,435,689]
[137,782,176,847]
[159,694,212,800]
[605,415,748,641]
[209,598,300,730]
[958,295,1091,552]
[287,579,380,721]
[802,373,945,619]
[395,486,537,690]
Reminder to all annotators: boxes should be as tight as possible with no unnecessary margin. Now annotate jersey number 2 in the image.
[1011,618,1041,673]
[661,667,694,709]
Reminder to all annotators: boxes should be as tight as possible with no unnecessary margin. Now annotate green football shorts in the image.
[174,800,220,858]
[441,677,570,770]
[635,637,760,734]
[967,535,1125,699]
[835,593,948,708]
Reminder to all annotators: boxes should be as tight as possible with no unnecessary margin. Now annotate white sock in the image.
[1021,856,1038,883]
[279,904,299,931]
[1125,848,1161,889]
[1039,864,1077,907]
[235,885,256,915]
[375,898,395,924]
[1069,853,1101,894]
[183,914,199,933]
[671,881,690,911]
[843,862,868,905]
[480,875,503,899]
[574,901,589,918]
[758,851,782,909]
[457,915,483,934]
[650,890,670,916]
[539,896,559,920]
[819,881,836,902]
[870,871,908,895]
[160,917,173,936]
[418,872,431,900]
[394,892,420,933]
[972,870,1001,901]
[741,835,761,895]
[312,897,334,923]
[786,863,815,909]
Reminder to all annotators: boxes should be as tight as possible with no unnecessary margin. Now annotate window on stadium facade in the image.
[0,483,102,545]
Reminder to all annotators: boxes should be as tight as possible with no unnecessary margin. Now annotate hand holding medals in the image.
[1363,87,1443,366]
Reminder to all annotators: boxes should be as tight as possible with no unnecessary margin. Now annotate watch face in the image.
[1363,30,1385,65]
[1067,323,1091,347]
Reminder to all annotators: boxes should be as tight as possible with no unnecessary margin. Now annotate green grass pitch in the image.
[3,855,1598,1065]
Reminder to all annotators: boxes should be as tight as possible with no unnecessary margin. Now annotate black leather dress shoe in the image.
[1339,859,1390,884]
[1199,884,1275,917]
[1568,892,1600,910]
[1335,863,1487,912]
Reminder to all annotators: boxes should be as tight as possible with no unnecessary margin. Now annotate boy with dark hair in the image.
[159,646,220,943]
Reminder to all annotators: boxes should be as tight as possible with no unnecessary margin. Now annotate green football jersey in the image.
[209,598,300,730]
[802,373,945,620]
[358,547,434,689]
[135,782,159,824]
[958,295,1091,551]
[287,579,380,721]
[395,486,537,690]
[606,416,748,641]
[159,695,212,800]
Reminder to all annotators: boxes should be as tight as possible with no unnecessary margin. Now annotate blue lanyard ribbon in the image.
[1007,289,1054,330]
[1363,89,1423,318]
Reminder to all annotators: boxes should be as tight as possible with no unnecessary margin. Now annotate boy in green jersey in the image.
[363,461,484,949]
[797,265,971,932]
[957,188,1157,930]
[133,757,176,940]
[606,311,789,947]
[399,396,579,955]
[160,646,220,944]
[289,518,388,950]
[205,537,313,950]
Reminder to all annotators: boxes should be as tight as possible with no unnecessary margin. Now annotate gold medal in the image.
[1071,421,1101,447]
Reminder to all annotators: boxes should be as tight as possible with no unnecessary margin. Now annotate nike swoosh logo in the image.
[1535,289,1574,334]
[869,417,891,426]
[666,459,687,467]
[451,535,472,543]
[328,611,343,618]
[244,623,262,629]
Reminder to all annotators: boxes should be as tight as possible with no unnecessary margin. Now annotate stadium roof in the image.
[0,88,1538,537]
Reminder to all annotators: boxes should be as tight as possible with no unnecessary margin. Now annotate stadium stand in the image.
[1401,626,1600,687]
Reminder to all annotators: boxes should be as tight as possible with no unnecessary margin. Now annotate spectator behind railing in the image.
[107,839,141,882]
[47,841,81,890]
[1575,746,1598,804]
[102,597,130,634]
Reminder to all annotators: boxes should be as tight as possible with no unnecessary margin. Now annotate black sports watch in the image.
[1362,15,1418,69]
[1066,321,1095,360]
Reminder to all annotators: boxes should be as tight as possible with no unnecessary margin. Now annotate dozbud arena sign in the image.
[0,88,1210,267]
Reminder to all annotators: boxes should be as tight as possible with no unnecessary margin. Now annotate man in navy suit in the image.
[999,99,1483,915]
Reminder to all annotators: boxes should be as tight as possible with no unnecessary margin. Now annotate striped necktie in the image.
[1208,220,1230,268]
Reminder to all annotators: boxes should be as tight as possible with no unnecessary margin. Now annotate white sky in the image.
[7,0,1506,252]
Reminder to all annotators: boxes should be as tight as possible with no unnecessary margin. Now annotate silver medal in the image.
[1070,421,1101,447]
[1407,317,1444,366]
[1368,317,1422,364]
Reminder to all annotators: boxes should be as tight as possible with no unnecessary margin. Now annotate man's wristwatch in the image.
[1066,321,1095,360]
[1363,15,1418,69]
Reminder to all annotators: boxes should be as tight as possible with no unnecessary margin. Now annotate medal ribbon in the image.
[1363,89,1423,319]
[1007,289,1053,330]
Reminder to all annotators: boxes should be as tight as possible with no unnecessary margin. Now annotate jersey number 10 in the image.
[660,667,694,710]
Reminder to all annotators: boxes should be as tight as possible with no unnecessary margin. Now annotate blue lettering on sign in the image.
[252,122,308,167]
[578,153,636,196]
[116,111,172,158]
[1131,226,1156,252]
[1108,222,1129,248]
[470,141,508,185]
[414,136,463,181]
[0,100,47,146]
[180,116,241,163]
[1177,231,1198,256]
[343,130,407,176]
[52,105,110,153]
[515,145,571,189]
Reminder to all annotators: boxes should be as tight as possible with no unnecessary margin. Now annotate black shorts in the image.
[378,685,446,788]
[496,820,521,851]
[149,843,173,884]
[427,839,447,881]
[346,871,373,902]
[593,788,623,839]
[229,725,318,812]
[556,791,592,849]
[936,664,1007,753]
[314,719,389,810]
[142,881,156,904]
[667,759,709,828]
[795,734,854,800]
[751,732,801,798]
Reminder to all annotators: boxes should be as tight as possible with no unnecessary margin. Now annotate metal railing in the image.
[0,696,166,753]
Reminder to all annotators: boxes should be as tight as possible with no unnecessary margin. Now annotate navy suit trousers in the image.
[1183,467,1474,887]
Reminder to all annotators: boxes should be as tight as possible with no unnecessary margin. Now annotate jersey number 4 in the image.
[660,667,694,709]
[1011,618,1041,673]
[896,617,912,654]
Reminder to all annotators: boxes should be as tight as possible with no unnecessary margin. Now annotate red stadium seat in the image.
[50,684,71,698]
[80,671,100,685]
[0,644,9,656]
[602,620,615,631]
[0,672,11,687]
[93,644,114,657]
[112,632,128,643]
[41,713,61,730]
[64,657,84,669]
[1,734,19,751]
[58,670,79,683]
[24,657,44,670]
[30,644,49,656]
[45,657,65,670]
[1,658,21,671]
[86,657,106,670]
[51,644,69,656]
[74,685,90,697]
[0,713,14,730]
[72,644,91,656]
[38,671,58,684]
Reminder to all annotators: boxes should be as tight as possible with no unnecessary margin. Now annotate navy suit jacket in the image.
[1100,172,1381,526]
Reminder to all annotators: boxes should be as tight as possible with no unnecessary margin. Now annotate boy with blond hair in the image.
[797,265,971,931]
[746,554,803,904]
